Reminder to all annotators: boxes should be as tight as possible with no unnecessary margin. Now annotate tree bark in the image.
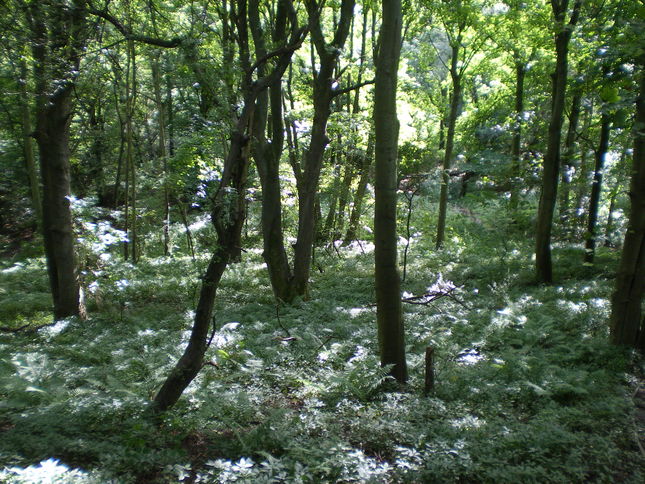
[609,59,645,350]
[251,0,297,303]
[152,53,171,257]
[535,0,581,283]
[343,129,374,245]
[374,0,407,384]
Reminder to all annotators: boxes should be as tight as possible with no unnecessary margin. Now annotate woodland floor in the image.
[0,196,644,483]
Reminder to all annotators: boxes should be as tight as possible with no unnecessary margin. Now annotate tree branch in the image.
[331,78,375,98]
[88,8,183,48]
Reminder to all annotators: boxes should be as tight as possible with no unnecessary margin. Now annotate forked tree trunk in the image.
[251,0,297,303]
[535,0,581,283]
[609,58,645,350]
[152,0,306,412]
[374,0,407,384]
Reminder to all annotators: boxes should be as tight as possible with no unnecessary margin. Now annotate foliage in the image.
[1,196,643,482]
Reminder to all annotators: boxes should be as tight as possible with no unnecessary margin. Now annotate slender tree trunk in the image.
[535,0,581,283]
[152,109,253,413]
[335,156,355,239]
[19,58,42,225]
[374,0,407,384]
[609,59,645,350]
[604,187,617,247]
[509,61,526,211]
[322,158,341,241]
[344,129,374,244]
[152,54,171,256]
[436,43,461,249]
[559,88,582,228]
[584,110,611,264]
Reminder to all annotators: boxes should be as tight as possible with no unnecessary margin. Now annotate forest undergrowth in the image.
[0,197,644,483]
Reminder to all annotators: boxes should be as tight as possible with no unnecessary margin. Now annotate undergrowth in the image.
[0,197,643,483]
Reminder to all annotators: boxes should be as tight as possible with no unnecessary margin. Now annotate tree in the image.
[24,0,89,319]
[535,0,582,283]
[151,0,306,413]
[374,0,407,384]
[609,55,645,350]
[433,0,491,249]
[290,0,356,298]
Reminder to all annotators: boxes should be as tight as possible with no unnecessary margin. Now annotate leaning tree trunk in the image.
[584,110,611,264]
[374,0,407,384]
[535,0,581,283]
[152,111,253,413]
[609,59,645,350]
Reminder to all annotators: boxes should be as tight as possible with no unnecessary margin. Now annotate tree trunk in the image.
[19,58,42,225]
[152,0,306,412]
[374,0,407,384]
[509,61,526,211]
[436,43,461,249]
[584,110,611,264]
[29,0,87,320]
[152,54,171,257]
[535,0,581,283]
[335,158,355,239]
[292,0,355,298]
[251,0,297,303]
[344,129,374,245]
[152,114,252,413]
[609,58,645,350]
[559,88,582,228]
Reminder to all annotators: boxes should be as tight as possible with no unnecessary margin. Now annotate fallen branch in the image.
[402,284,469,309]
